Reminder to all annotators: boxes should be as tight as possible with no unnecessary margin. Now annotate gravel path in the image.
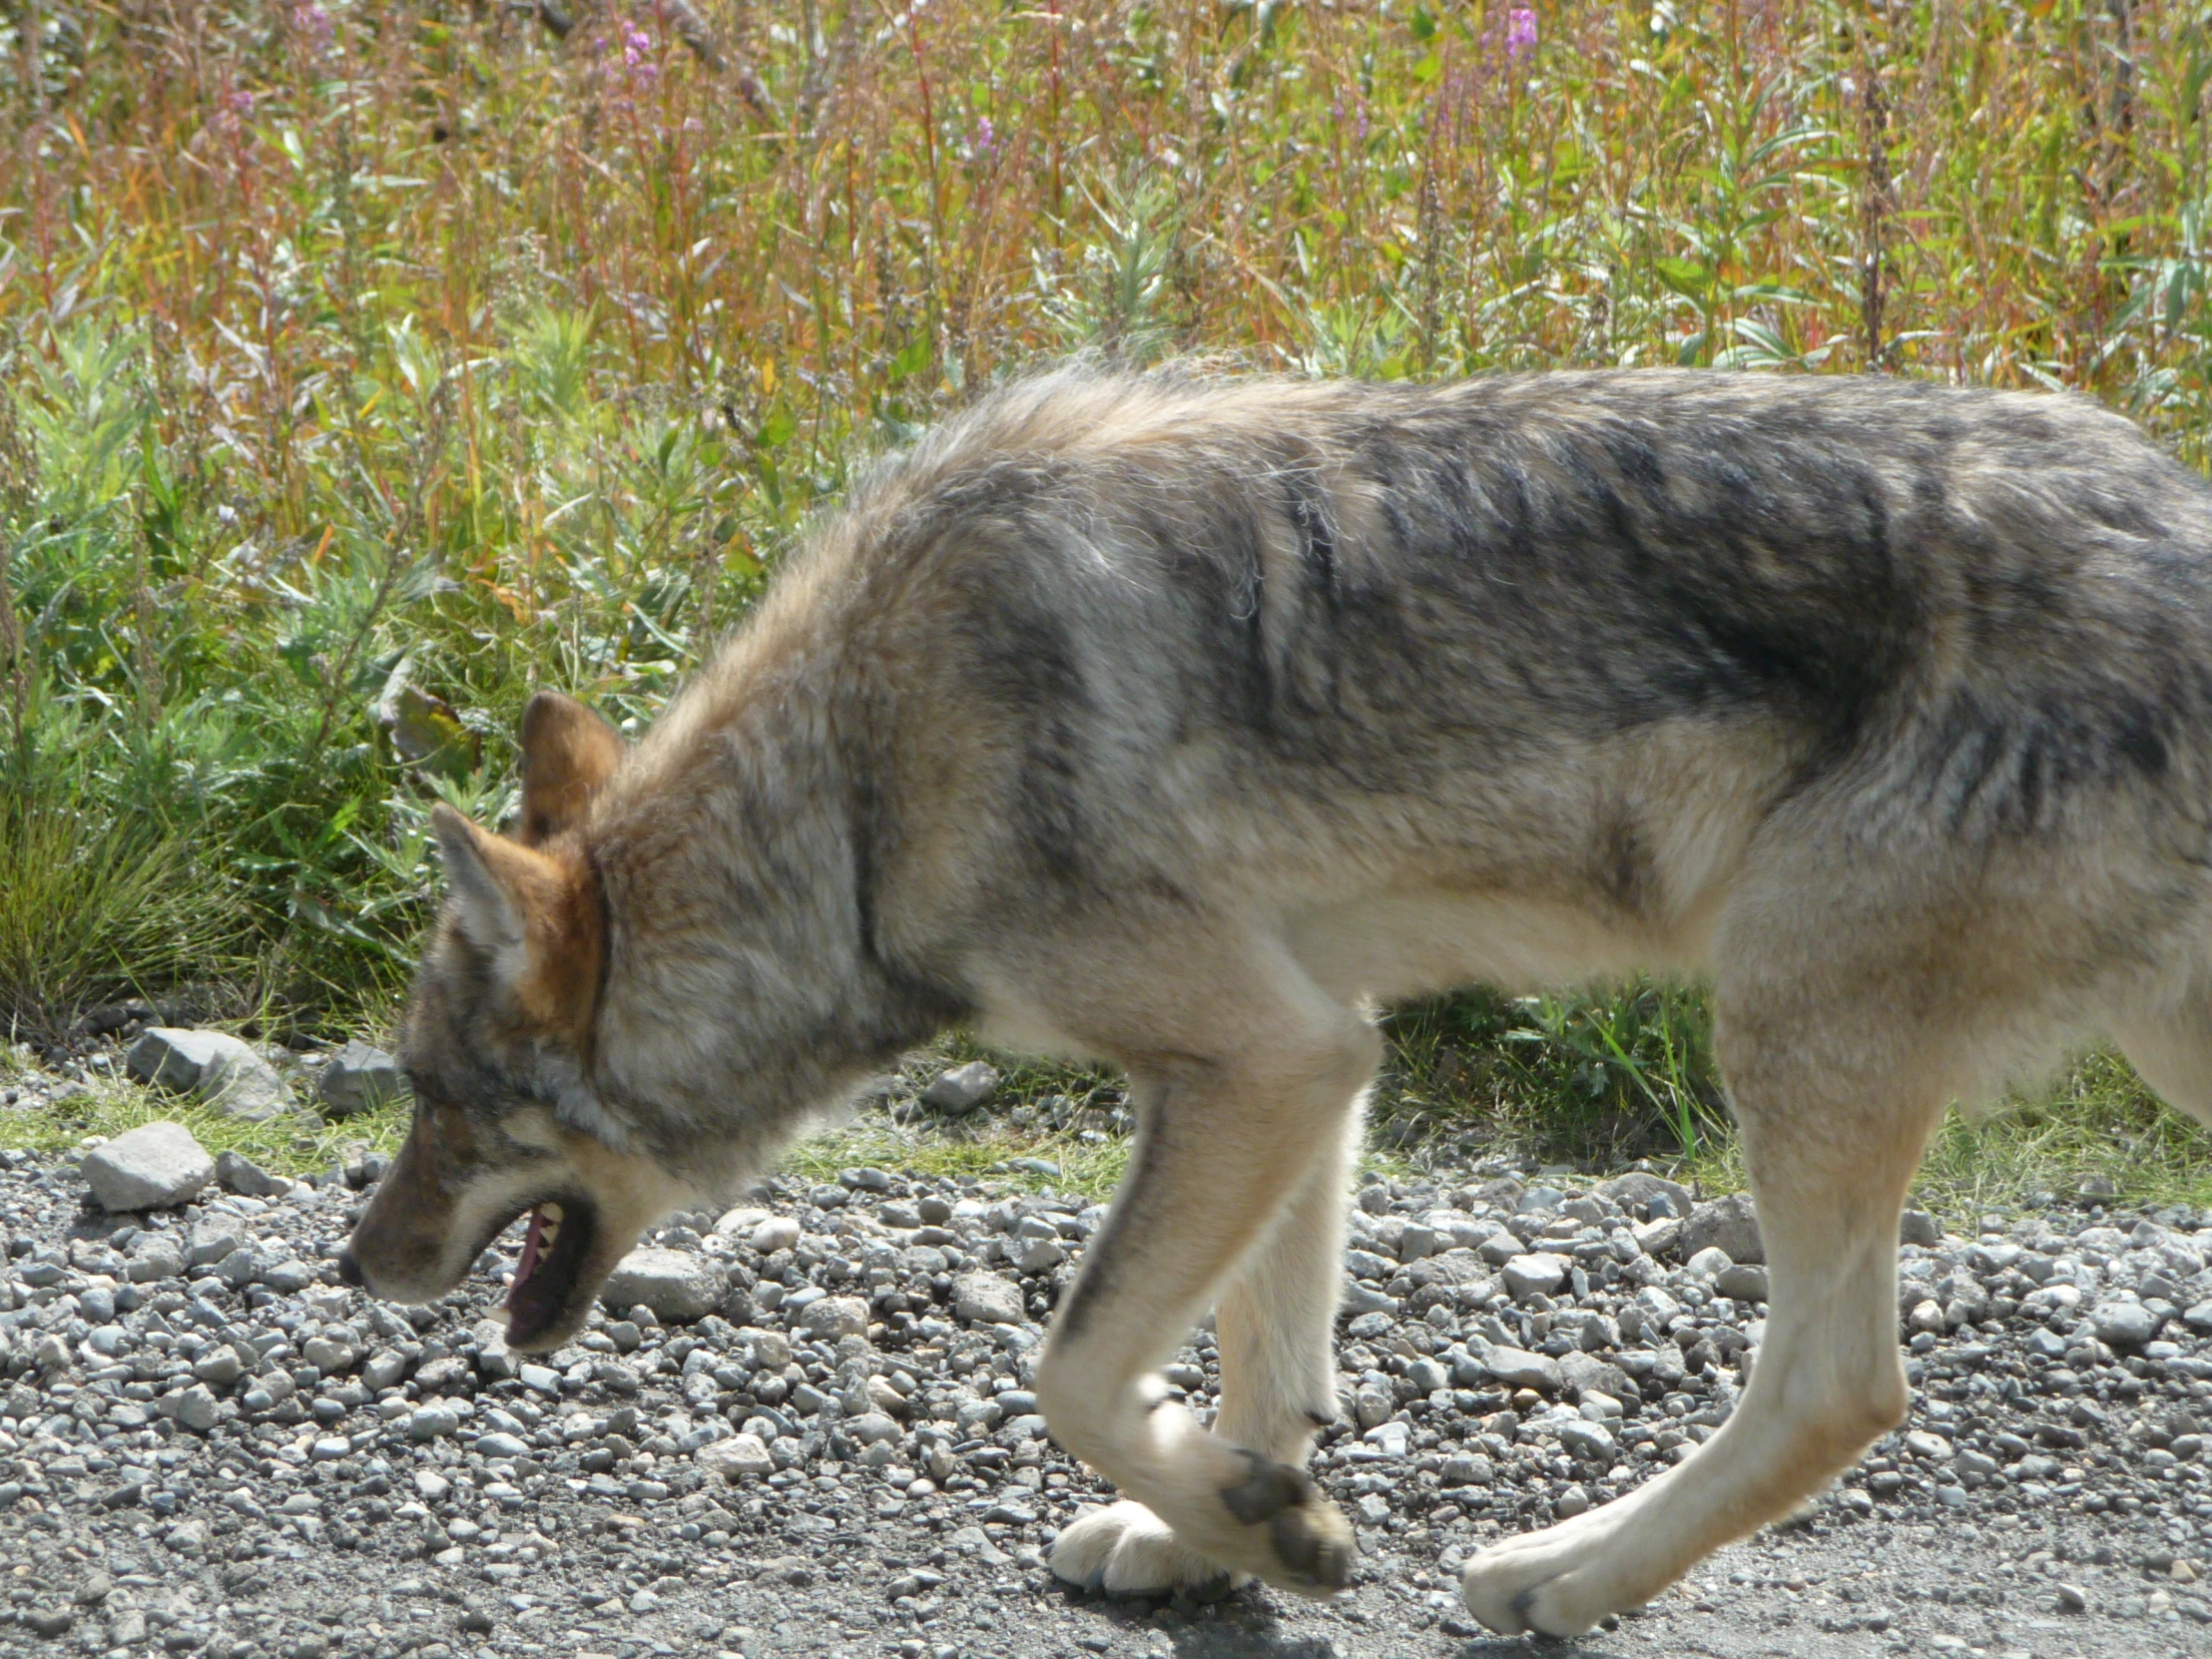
[5,1116,2212,1659]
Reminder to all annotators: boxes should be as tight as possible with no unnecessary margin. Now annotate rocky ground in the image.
[4,1061,2212,1658]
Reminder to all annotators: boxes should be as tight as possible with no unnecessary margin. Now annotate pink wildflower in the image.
[1506,7,1538,62]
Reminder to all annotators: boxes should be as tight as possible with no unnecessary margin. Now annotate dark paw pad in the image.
[1219,1450,1314,1525]
[1272,1509,1355,1590]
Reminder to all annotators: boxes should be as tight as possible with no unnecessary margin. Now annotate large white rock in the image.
[126,1027,294,1122]
[600,1248,722,1323]
[80,1122,214,1212]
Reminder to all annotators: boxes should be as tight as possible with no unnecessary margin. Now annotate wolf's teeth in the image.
[541,1201,564,1223]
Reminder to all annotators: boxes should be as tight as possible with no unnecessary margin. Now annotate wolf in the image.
[341,366,2212,1636]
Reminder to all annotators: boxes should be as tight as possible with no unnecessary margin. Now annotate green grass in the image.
[8,1023,2209,1218]
[3,1,2212,1203]
[0,1042,411,1176]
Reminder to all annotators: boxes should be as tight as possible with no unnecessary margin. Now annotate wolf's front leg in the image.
[1049,1101,1362,1594]
[1033,961,1374,1598]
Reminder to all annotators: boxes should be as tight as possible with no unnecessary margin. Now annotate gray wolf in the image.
[340,367,2212,1636]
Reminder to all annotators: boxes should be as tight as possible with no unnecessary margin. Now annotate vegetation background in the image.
[1,0,2209,1206]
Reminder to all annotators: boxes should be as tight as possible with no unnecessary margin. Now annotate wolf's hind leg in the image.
[1461,965,1951,1636]
[2116,992,2212,1128]
[1049,1102,1361,1594]
[1034,934,1373,1598]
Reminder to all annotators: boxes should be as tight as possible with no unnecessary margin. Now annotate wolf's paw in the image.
[1215,1453,1355,1597]
[1050,1501,1239,1596]
[1459,1506,1640,1637]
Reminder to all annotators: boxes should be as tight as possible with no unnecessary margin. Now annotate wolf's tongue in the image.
[507,1208,546,1310]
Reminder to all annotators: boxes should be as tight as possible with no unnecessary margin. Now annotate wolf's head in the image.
[338,691,694,1352]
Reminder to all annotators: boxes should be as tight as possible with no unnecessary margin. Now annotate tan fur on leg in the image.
[1034,928,1370,1597]
[1051,1101,1363,1594]
[1462,940,1954,1635]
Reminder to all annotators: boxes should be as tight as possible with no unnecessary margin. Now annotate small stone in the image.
[1501,1253,1569,1299]
[126,1234,185,1283]
[188,1216,247,1266]
[2056,1582,2088,1612]
[214,1149,285,1197]
[1015,1237,1066,1273]
[175,1384,222,1433]
[1554,1484,1591,1518]
[698,1433,775,1480]
[191,1348,244,1385]
[1480,1347,1563,1392]
[300,1335,353,1373]
[1439,1454,1494,1486]
[750,1215,802,1255]
[1682,1194,1763,1264]
[1594,1171,1694,1219]
[1557,1418,1616,1461]
[80,1122,214,1212]
[920,1061,999,1115]
[844,1412,902,1446]
[1715,1263,1770,1302]
[317,1040,404,1118]
[1899,1209,1940,1247]
[2091,1301,2159,1347]
[600,1248,723,1323]
[952,1272,1026,1327]
[409,1403,461,1440]
[1557,1352,1631,1404]
[1685,1246,1734,1279]
[2184,1301,2212,1337]
[203,1043,294,1122]
[260,1259,314,1294]
[797,1296,869,1341]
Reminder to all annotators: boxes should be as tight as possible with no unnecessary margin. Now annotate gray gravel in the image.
[4,1108,2212,1659]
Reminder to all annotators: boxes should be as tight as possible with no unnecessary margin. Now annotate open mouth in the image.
[502,1194,596,1350]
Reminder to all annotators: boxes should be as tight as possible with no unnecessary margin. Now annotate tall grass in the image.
[2,2,2210,1192]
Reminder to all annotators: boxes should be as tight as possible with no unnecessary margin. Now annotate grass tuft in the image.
[0,1045,410,1178]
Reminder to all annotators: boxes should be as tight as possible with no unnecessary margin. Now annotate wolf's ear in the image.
[517,690,623,846]
[430,804,533,956]
[428,803,605,1034]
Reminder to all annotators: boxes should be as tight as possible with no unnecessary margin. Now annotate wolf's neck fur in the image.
[575,582,960,1187]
